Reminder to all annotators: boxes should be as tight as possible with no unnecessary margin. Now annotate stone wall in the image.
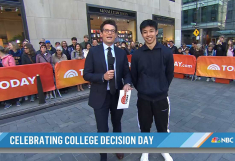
[23,0,181,49]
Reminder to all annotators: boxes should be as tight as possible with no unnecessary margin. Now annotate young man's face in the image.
[141,26,158,45]
[46,43,51,48]
[100,24,117,45]
[84,37,89,42]
[72,40,77,45]
[178,49,182,53]
[185,50,189,54]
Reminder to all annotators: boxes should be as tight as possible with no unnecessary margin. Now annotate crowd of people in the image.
[0,36,98,109]
[0,31,232,110]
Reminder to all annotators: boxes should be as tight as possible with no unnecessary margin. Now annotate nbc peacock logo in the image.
[207,64,221,71]
[64,70,78,78]
[121,93,129,104]
[211,137,220,143]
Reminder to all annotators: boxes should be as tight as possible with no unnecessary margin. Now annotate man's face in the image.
[169,42,173,46]
[46,43,51,48]
[72,40,77,45]
[84,37,89,42]
[178,49,182,53]
[92,40,98,46]
[183,45,186,48]
[100,24,117,45]
[141,26,158,45]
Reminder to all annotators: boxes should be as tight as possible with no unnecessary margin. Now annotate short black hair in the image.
[140,19,158,33]
[192,41,197,44]
[71,37,77,41]
[100,20,117,33]
[121,41,126,45]
[55,42,60,45]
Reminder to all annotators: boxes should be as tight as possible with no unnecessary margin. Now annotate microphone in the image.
[109,57,115,70]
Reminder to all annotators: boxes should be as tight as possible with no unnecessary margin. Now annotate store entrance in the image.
[87,5,137,45]
[0,0,27,47]
[153,15,175,44]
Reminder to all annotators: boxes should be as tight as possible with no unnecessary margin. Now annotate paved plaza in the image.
[1,78,235,161]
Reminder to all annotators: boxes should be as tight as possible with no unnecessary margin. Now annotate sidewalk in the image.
[0,87,90,120]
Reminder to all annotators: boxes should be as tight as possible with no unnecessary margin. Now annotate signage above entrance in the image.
[88,6,136,18]
[152,15,175,25]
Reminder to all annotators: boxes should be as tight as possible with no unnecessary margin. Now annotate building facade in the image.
[0,0,181,49]
[182,0,228,45]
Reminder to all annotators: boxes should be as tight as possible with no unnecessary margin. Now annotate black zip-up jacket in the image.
[21,53,36,64]
[169,45,178,54]
[131,43,174,101]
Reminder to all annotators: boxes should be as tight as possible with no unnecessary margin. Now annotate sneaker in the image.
[45,94,49,100]
[197,77,201,80]
[25,96,28,101]
[16,101,21,107]
[206,78,210,82]
[140,153,149,161]
[161,153,173,161]
[211,78,215,82]
[88,85,91,89]
[4,103,12,109]
[50,94,54,99]
[18,97,22,102]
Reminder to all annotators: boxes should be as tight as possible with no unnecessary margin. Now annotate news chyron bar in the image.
[0,132,235,152]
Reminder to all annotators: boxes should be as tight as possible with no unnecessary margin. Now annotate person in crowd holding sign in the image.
[204,43,216,82]
[0,46,17,109]
[83,20,132,161]
[214,35,227,56]
[131,20,174,161]
[36,44,54,99]
[8,41,22,65]
[71,43,85,91]
[226,39,234,57]
[22,43,37,102]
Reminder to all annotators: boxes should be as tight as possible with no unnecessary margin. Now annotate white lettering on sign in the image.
[79,69,84,76]
[0,76,36,90]
[174,62,192,68]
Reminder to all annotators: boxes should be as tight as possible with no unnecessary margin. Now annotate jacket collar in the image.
[142,42,161,51]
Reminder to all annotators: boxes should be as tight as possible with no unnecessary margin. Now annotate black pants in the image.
[137,97,170,133]
[94,90,123,160]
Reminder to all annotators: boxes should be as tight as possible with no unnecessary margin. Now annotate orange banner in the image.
[0,63,55,101]
[127,55,132,68]
[196,56,235,79]
[173,54,197,75]
[54,59,88,89]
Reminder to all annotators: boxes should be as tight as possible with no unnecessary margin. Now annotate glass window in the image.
[183,10,188,24]
[211,4,218,22]
[227,10,232,20]
[201,6,207,23]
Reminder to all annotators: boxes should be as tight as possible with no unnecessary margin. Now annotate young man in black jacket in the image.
[131,20,174,161]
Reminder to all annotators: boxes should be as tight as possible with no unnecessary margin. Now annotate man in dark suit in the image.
[83,20,132,161]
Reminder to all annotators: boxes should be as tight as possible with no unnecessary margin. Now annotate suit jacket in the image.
[83,44,131,109]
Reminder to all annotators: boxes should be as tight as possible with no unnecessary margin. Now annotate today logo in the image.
[63,69,84,78]
[207,64,235,72]
[0,77,36,90]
